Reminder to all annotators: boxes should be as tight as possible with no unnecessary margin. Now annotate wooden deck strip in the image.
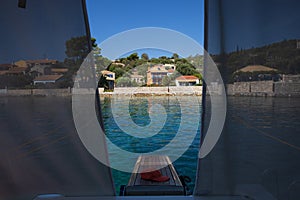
[166,156,182,186]
[125,155,184,196]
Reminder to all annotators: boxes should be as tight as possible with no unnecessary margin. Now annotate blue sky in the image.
[0,0,86,63]
[86,0,204,58]
[0,0,203,63]
[211,0,300,53]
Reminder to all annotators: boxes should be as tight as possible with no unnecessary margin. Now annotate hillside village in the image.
[1,39,299,92]
[0,59,70,89]
[0,53,204,90]
[97,53,203,90]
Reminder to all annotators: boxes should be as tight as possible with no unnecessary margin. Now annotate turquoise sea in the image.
[100,96,202,194]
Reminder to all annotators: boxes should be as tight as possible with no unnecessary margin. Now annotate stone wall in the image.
[234,82,251,93]
[32,88,71,96]
[99,86,202,96]
[1,88,71,96]
[227,81,300,97]
[0,87,203,97]
[6,89,32,96]
[3,84,299,97]
[0,89,7,94]
[250,81,274,93]
[226,82,250,96]
[282,75,300,83]
[274,82,300,96]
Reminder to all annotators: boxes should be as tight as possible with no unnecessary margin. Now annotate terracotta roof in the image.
[150,70,168,73]
[149,64,169,73]
[112,62,125,67]
[9,67,27,71]
[26,59,57,64]
[130,74,143,78]
[101,70,114,75]
[51,68,68,73]
[34,75,63,81]
[176,75,198,81]
[0,64,14,69]
[0,71,8,75]
[6,67,28,74]
[237,65,278,73]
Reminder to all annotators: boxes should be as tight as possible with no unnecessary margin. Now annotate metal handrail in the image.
[288,180,300,200]
[261,168,279,198]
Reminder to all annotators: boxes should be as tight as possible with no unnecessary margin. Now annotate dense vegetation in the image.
[212,39,300,81]
[96,52,203,87]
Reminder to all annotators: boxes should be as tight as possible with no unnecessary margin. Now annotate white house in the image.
[33,75,63,85]
[130,72,144,85]
[175,75,199,86]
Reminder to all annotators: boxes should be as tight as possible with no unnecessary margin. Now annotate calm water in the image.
[100,96,202,194]
[0,96,299,199]
[228,97,300,199]
[101,96,300,197]
[197,96,300,199]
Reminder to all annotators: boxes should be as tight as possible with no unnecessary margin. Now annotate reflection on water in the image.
[0,96,115,199]
[209,97,300,199]
[102,97,182,153]
[228,97,300,151]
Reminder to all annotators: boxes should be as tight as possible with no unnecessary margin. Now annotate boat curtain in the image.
[195,0,300,199]
[0,1,115,199]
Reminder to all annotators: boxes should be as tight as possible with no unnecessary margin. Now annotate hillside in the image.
[212,39,300,76]
[96,53,203,87]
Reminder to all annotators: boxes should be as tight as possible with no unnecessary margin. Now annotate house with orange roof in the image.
[6,66,29,76]
[33,75,63,85]
[175,75,199,86]
[233,65,280,82]
[29,60,58,75]
[26,59,58,66]
[51,68,68,75]
[0,63,29,76]
[0,64,14,75]
[147,64,176,86]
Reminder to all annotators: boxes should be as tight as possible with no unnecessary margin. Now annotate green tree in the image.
[95,55,111,77]
[98,74,109,89]
[162,75,172,86]
[65,36,97,63]
[172,53,179,59]
[176,62,197,75]
[127,53,139,61]
[0,75,32,89]
[136,63,149,77]
[63,36,100,88]
[141,53,149,61]
[112,67,126,79]
[116,77,132,87]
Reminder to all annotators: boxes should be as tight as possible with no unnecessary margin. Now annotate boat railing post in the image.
[261,168,279,198]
